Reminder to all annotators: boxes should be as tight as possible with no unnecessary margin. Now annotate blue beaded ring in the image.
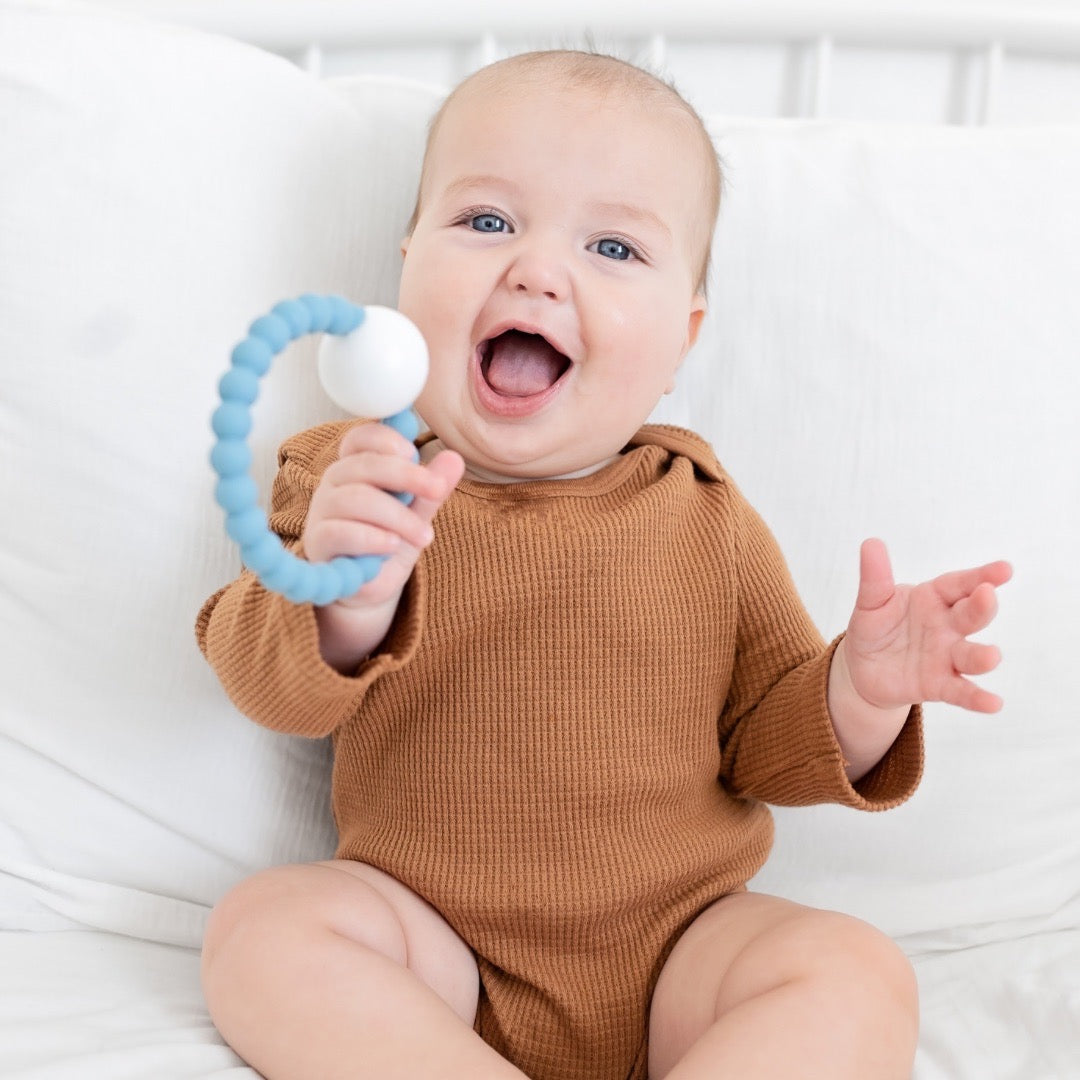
[211,294,421,606]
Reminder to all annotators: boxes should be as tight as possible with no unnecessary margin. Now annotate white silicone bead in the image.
[317,305,429,418]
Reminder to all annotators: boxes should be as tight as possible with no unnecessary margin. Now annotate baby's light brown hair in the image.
[405,50,722,297]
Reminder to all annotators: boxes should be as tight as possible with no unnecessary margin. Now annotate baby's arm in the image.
[304,421,464,672]
[197,421,463,735]
[829,539,1012,781]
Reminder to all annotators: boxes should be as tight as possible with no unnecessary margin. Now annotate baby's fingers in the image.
[943,625,1005,714]
[338,419,418,462]
[949,581,999,637]
[941,674,1004,714]
[326,453,452,508]
[951,639,1002,678]
[406,449,466,528]
[306,502,416,561]
[934,560,1013,606]
[320,483,436,551]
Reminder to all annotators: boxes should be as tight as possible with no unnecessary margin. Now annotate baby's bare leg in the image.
[201,860,526,1080]
[648,892,918,1080]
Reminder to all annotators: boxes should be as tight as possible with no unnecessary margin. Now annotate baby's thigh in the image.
[324,860,479,1018]
[203,859,479,1024]
[647,891,917,1076]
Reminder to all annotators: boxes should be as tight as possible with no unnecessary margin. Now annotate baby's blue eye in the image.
[470,213,509,233]
[593,238,633,261]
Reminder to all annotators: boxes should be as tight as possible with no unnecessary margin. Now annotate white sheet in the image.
[0,931,250,1079]
[913,931,1080,1079]
[1,928,1076,1079]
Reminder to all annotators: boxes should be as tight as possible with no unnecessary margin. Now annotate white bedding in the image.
[913,931,1080,1079]
[2,928,1076,1079]
[0,932,245,1079]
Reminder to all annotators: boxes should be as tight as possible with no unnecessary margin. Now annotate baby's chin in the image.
[421,436,620,485]
[473,442,630,483]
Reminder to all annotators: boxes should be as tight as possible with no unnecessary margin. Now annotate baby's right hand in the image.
[303,421,464,613]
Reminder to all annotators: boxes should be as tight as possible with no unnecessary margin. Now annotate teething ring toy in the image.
[210,294,428,606]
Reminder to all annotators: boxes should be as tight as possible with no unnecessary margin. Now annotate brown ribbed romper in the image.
[197,422,923,1080]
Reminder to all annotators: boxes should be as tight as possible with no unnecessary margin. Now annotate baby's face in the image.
[398,81,707,482]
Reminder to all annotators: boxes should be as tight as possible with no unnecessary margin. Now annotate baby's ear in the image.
[665,297,708,395]
[683,294,707,355]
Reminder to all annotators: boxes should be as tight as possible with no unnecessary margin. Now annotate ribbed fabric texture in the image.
[197,422,923,1080]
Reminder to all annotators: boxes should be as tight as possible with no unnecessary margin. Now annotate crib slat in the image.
[646,34,668,72]
[98,1,1080,58]
[980,40,1004,126]
[477,32,500,68]
[808,34,832,118]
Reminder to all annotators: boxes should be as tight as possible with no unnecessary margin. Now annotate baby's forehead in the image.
[435,75,710,188]
[446,68,687,135]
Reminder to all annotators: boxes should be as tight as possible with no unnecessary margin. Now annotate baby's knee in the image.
[799,912,919,1033]
[202,863,406,978]
[201,861,480,1029]
[202,866,310,984]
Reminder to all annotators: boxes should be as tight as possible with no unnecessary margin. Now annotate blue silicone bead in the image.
[210,438,253,477]
[310,564,345,607]
[385,408,420,442]
[218,366,259,405]
[272,298,313,337]
[344,300,366,332]
[230,336,273,376]
[225,506,268,546]
[212,402,252,439]
[283,560,321,604]
[258,553,303,594]
[299,293,333,332]
[241,533,285,575]
[214,293,424,607]
[214,475,258,514]
[249,313,292,353]
[355,554,386,582]
[326,295,364,335]
[329,555,373,597]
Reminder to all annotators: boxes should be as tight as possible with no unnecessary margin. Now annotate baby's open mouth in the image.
[480,330,571,398]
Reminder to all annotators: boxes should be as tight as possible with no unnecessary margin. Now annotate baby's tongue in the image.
[484,331,566,397]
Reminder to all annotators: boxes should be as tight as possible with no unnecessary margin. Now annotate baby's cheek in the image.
[399,254,466,335]
[592,298,668,360]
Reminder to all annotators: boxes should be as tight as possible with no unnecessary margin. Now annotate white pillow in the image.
[3,0,1076,957]
[654,118,1080,950]
[0,0,441,945]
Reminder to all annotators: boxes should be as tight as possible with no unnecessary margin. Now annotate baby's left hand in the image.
[844,539,1013,713]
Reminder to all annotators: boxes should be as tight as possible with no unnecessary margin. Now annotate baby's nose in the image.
[508,246,569,302]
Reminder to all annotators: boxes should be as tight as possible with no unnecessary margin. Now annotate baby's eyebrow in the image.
[588,201,672,240]
[443,174,521,200]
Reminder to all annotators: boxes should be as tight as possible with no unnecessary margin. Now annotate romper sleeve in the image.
[717,486,924,811]
[195,421,426,739]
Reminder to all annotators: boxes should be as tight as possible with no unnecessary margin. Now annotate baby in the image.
[197,50,1011,1080]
